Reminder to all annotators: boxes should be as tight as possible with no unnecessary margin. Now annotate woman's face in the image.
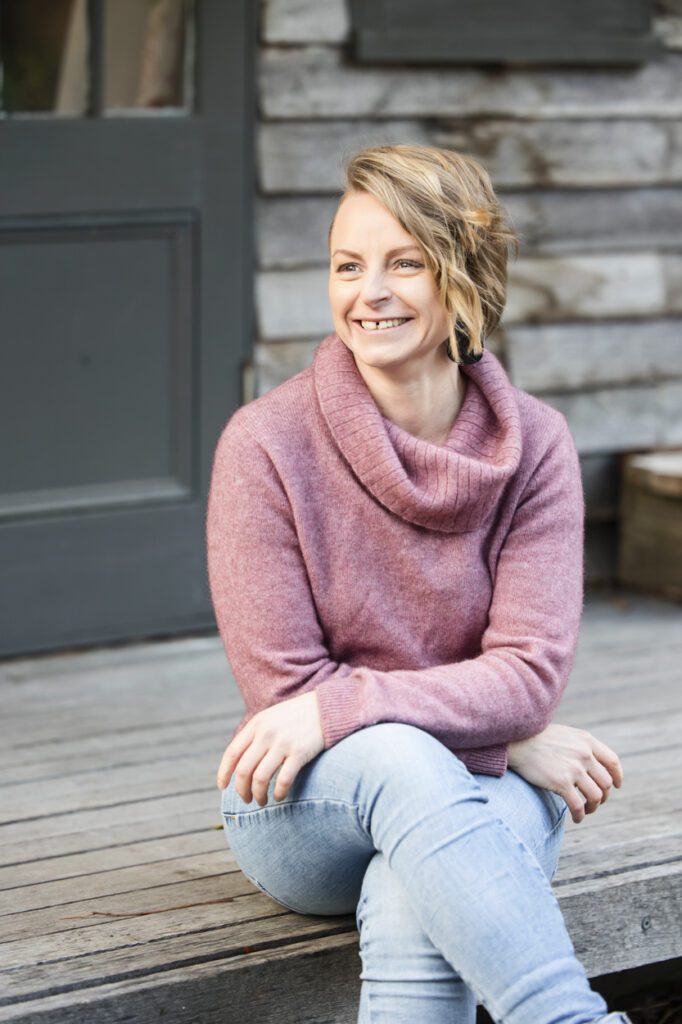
[328,190,451,374]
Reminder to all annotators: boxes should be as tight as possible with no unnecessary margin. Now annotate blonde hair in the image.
[328,144,519,363]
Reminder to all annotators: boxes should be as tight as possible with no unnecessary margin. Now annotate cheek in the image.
[329,284,350,314]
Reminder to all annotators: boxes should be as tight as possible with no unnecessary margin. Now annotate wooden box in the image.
[618,450,682,602]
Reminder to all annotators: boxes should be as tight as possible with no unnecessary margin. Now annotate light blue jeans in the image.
[221,723,631,1024]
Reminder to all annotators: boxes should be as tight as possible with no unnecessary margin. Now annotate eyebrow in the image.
[331,245,422,259]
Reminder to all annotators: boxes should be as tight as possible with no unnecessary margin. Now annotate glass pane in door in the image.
[103,0,195,114]
[0,0,87,115]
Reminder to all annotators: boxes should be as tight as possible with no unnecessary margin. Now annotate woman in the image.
[206,144,632,1023]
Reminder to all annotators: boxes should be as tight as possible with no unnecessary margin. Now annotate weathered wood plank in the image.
[0,721,234,782]
[259,120,427,193]
[257,189,682,269]
[560,862,682,975]
[0,931,362,1024]
[0,808,220,868]
[0,755,223,825]
[1,698,232,748]
[0,635,225,685]
[0,830,227,891]
[504,319,682,393]
[262,0,350,44]
[0,790,221,851]
[259,45,682,119]
[0,850,234,917]
[259,119,682,192]
[0,910,354,1005]
[505,253,682,321]
[1,873,259,952]
[541,381,682,454]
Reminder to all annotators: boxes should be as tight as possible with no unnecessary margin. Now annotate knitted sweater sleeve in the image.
[206,409,584,779]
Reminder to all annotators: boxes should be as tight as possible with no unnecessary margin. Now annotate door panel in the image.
[0,0,255,654]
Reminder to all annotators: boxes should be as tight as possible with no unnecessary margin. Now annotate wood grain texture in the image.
[259,44,682,119]
[504,320,682,393]
[257,189,682,269]
[259,118,682,192]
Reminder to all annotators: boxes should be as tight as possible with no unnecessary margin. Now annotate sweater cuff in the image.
[456,744,508,777]
[314,674,364,749]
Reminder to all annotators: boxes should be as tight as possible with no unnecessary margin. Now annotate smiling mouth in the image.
[354,318,414,332]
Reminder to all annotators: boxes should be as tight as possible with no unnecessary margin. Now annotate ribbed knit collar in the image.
[313,332,523,533]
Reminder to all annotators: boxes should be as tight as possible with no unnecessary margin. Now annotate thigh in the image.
[221,747,376,916]
[473,768,569,881]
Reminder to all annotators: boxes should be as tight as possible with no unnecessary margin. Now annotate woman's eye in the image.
[335,260,422,273]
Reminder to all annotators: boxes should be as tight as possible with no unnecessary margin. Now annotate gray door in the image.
[0,0,255,656]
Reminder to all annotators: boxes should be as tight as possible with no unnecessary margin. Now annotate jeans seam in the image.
[222,795,364,819]
[222,796,368,846]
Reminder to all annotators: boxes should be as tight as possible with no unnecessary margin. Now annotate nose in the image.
[359,268,393,306]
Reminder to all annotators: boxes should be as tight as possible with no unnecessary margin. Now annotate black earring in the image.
[446,320,485,364]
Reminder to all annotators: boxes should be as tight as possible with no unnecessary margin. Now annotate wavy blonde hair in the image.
[328,144,519,363]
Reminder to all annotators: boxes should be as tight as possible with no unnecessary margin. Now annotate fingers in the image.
[562,784,588,825]
[577,772,606,816]
[273,755,302,802]
[216,725,255,790]
[563,738,625,824]
[250,747,287,807]
[586,759,616,807]
[590,736,624,788]
[232,736,273,805]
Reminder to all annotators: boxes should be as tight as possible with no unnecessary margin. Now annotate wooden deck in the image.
[1,589,681,1023]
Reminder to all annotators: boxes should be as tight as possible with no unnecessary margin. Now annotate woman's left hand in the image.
[507,722,623,824]
[216,690,325,806]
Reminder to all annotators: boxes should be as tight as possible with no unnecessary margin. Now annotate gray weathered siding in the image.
[254,0,682,581]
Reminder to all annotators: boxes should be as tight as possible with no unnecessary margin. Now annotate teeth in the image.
[360,318,410,331]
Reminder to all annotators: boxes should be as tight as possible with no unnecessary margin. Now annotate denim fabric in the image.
[221,723,631,1024]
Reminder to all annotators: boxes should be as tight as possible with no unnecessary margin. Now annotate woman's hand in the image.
[507,723,624,824]
[216,690,325,806]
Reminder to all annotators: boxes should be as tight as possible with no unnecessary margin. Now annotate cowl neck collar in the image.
[313,332,523,533]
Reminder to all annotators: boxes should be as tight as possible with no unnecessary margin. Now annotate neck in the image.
[352,343,467,445]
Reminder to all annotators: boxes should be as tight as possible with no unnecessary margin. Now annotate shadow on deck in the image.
[1,589,681,1023]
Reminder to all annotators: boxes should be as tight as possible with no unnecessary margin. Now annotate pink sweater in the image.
[206,332,585,777]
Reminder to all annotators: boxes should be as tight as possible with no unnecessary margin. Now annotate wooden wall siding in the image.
[258,189,682,269]
[263,0,351,44]
[504,320,682,393]
[540,382,682,454]
[260,119,682,192]
[254,0,682,582]
[260,47,682,120]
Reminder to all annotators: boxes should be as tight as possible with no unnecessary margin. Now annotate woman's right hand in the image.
[507,723,624,824]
